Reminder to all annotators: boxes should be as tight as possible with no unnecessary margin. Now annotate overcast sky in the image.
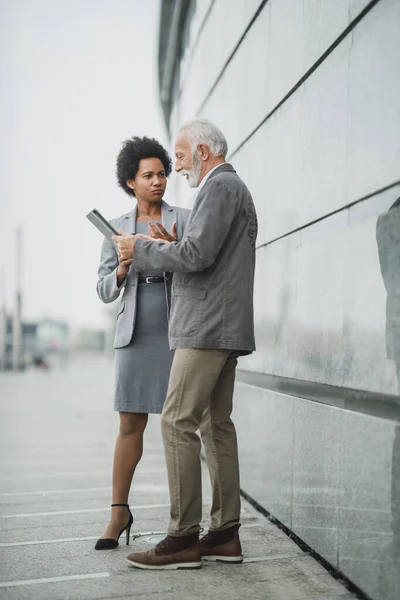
[0,0,168,329]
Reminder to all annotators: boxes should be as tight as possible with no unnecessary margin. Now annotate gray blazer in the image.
[96,200,191,349]
[133,164,258,355]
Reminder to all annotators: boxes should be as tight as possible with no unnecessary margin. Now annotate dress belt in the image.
[138,276,165,284]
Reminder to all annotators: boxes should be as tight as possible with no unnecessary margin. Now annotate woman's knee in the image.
[119,412,148,436]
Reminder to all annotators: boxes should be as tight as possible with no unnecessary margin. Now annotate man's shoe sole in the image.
[202,555,243,563]
[126,558,202,570]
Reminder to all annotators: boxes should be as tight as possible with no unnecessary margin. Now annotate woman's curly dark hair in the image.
[116,136,173,197]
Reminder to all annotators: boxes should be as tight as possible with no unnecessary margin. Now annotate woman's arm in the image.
[96,237,128,304]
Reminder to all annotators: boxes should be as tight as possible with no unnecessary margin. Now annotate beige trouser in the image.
[161,348,241,537]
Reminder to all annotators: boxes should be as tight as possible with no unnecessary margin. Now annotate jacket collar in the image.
[123,199,174,234]
[206,162,236,182]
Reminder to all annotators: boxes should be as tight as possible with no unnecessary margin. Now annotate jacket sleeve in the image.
[179,208,191,236]
[96,236,124,304]
[134,179,239,273]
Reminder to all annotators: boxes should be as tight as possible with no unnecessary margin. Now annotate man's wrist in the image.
[116,268,126,286]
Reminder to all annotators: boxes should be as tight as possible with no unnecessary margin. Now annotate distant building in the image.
[36,319,69,354]
[0,317,70,369]
[72,328,106,352]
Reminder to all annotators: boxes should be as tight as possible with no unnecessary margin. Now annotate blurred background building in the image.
[158,1,400,599]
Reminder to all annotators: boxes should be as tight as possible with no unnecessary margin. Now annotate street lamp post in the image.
[0,268,6,370]
[12,227,23,371]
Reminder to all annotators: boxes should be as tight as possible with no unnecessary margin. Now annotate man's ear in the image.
[198,144,210,161]
[126,178,135,191]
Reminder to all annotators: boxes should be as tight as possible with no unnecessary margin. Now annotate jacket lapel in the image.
[122,206,137,233]
[161,200,175,236]
[123,202,175,235]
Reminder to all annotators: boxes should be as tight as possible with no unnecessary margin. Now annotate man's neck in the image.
[198,157,225,186]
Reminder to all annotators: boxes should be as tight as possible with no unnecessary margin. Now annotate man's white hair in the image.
[179,118,228,158]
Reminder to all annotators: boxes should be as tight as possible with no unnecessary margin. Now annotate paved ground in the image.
[0,354,358,599]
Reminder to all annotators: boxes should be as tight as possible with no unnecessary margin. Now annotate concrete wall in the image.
[161,1,400,598]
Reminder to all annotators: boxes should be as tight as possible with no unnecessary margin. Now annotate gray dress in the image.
[114,222,173,413]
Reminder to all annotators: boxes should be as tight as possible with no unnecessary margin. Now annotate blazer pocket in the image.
[169,285,206,337]
[117,298,125,317]
[172,285,207,299]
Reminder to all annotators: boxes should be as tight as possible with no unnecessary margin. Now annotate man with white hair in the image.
[114,119,257,570]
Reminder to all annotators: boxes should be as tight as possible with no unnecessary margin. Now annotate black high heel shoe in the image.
[94,503,133,550]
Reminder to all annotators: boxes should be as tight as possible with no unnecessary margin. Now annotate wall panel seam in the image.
[236,370,400,422]
[178,0,217,96]
[255,178,400,252]
[195,0,271,115]
[227,0,382,162]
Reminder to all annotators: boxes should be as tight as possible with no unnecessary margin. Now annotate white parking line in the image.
[0,523,266,548]
[0,467,165,480]
[0,572,110,587]
[0,530,165,547]
[0,471,112,480]
[0,483,167,497]
[0,536,100,547]
[0,503,170,518]
[0,455,163,468]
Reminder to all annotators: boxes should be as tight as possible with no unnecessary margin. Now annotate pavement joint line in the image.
[0,503,171,518]
[242,554,309,563]
[0,467,165,480]
[0,572,110,587]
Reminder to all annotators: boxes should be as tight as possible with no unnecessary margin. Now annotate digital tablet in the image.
[86,209,120,241]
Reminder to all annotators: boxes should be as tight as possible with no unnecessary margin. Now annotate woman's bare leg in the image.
[101,411,148,540]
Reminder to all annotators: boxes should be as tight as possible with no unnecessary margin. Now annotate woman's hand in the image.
[148,221,177,243]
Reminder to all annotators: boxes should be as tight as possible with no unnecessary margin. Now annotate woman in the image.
[95,136,190,550]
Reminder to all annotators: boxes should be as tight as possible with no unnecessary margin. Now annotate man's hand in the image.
[135,232,169,244]
[112,233,137,262]
[116,259,133,287]
[149,221,177,242]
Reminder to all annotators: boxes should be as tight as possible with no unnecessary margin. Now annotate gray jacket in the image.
[96,200,191,348]
[133,163,257,354]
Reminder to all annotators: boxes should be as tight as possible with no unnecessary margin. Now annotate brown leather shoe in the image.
[198,524,243,563]
[126,532,202,570]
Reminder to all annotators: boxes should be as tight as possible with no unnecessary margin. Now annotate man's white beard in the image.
[181,151,202,188]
